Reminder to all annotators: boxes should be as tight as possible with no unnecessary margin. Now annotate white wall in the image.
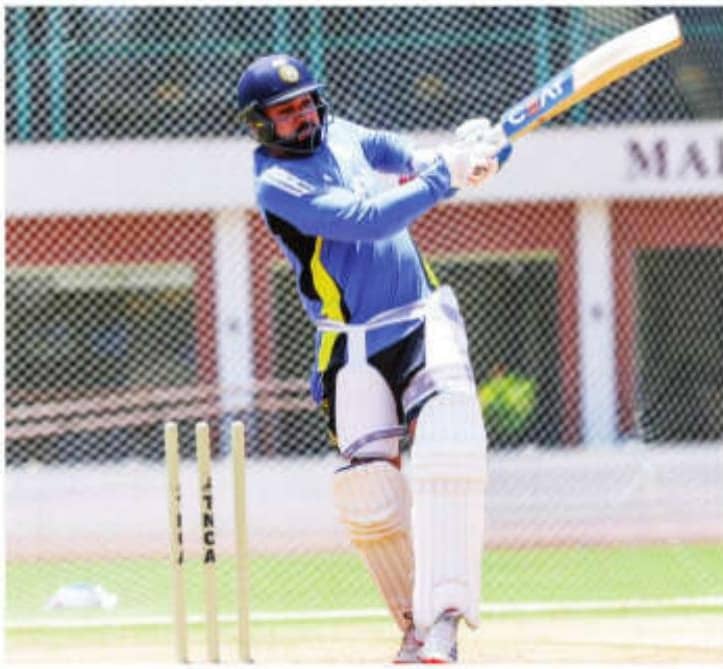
[6,122,722,216]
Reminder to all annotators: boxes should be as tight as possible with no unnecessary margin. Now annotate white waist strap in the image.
[315,286,460,363]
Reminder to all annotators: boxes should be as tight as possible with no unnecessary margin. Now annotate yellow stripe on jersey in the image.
[310,236,345,371]
[422,256,440,288]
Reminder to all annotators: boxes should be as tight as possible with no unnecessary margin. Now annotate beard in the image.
[294,121,317,141]
[276,120,324,155]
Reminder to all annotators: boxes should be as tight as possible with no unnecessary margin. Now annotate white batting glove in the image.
[438,140,500,189]
[455,117,512,169]
[455,117,505,145]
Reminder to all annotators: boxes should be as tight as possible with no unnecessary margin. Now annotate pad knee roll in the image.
[411,392,487,632]
[332,460,414,630]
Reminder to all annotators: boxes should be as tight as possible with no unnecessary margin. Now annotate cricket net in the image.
[5,5,723,660]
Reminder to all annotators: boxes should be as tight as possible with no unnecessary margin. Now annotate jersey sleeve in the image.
[356,125,415,174]
[256,161,451,243]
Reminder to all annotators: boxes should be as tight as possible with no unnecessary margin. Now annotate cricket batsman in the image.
[237,54,511,663]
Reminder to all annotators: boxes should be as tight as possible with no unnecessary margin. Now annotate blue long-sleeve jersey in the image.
[254,118,452,376]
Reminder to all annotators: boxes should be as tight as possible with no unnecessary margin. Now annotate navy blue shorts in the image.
[320,323,426,444]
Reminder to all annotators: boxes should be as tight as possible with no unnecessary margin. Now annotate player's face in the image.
[265,94,321,142]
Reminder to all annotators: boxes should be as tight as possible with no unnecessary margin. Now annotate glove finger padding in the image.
[454,119,512,169]
[484,126,513,167]
[439,139,501,189]
[438,142,475,189]
[454,117,491,142]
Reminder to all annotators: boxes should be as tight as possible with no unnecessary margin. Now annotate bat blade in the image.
[498,13,683,143]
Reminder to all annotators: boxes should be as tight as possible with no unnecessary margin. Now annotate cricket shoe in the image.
[393,624,424,663]
[418,609,461,664]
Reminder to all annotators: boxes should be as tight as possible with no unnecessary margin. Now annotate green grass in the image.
[6,543,723,624]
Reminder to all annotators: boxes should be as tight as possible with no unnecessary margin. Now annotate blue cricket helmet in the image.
[237,54,329,154]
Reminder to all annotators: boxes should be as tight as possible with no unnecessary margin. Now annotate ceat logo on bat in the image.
[504,68,573,131]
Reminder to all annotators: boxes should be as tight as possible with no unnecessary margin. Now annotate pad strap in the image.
[341,426,408,460]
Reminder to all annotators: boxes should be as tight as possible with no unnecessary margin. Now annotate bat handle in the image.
[490,122,513,167]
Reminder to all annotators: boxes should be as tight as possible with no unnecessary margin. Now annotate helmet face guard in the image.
[237,55,331,156]
[241,91,331,156]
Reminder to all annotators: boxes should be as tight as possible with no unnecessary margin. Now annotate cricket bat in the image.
[497,13,683,143]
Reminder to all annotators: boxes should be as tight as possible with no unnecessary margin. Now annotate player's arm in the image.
[257,162,451,243]
[358,120,512,193]
[357,127,448,187]
[357,126,417,175]
[357,122,511,178]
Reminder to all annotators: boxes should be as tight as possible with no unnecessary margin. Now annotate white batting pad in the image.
[424,286,472,374]
[410,392,487,631]
[332,460,414,631]
[335,330,402,460]
[402,286,477,414]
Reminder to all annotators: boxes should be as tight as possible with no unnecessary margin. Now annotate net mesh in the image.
[5,5,723,662]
